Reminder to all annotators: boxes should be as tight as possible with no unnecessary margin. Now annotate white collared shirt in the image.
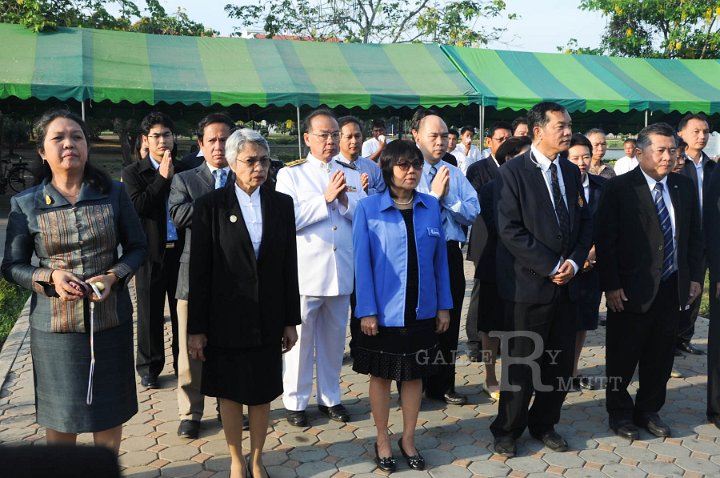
[613,155,638,175]
[582,174,590,204]
[449,144,482,175]
[640,168,677,270]
[234,184,263,257]
[687,153,704,210]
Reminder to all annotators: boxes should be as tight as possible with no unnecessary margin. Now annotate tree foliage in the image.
[224,0,516,46]
[0,0,217,36]
[569,0,720,58]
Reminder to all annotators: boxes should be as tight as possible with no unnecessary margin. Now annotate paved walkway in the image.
[0,260,717,478]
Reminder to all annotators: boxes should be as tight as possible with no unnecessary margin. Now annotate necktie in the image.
[214,169,227,189]
[428,165,437,185]
[654,182,675,280]
[549,162,570,254]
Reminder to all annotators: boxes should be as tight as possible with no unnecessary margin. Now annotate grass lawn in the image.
[0,278,29,350]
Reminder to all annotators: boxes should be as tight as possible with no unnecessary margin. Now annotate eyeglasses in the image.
[395,160,424,171]
[310,131,341,142]
[146,132,173,141]
[237,157,271,168]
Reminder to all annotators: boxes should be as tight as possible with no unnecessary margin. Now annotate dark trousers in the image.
[707,292,720,419]
[425,241,466,396]
[490,287,575,439]
[605,273,679,425]
[677,261,706,343]
[135,245,180,378]
[465,278,482,355]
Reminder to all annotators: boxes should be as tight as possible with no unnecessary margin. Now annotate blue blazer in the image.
[352,190,453,327]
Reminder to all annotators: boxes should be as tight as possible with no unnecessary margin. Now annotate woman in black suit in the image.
[187,129,300,478]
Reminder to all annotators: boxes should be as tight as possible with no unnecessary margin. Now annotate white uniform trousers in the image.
[282,295,350,411]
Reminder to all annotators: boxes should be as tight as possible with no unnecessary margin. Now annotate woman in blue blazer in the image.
[353,140,453,472]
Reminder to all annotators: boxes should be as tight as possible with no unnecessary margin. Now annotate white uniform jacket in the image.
[275,154,366,296]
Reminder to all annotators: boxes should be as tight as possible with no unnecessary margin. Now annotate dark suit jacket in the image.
[121,157,187,263]
[187,184,301,349]
[169,164,235,299]
[468,180,497,282]
[495,150,593,304]
[681,151,716,206]
[704,167,720,285]
[596,167,703,313]
[442,152,457,167]
[466,156,500,195]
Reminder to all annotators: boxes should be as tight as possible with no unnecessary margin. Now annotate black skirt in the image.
[476,280,507,333]
[352,319,440,381]
[201,343,283,406]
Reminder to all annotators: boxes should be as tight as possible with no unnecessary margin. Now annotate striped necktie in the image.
[428,165,437,185]
[214,169,227,189]
[654,182,675,280]
[549,162,570,255]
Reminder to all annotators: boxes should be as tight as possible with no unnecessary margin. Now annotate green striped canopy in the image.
[0,23,478,108]
[442,45,720,114]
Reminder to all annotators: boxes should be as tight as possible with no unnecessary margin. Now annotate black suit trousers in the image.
[465,279,482,354]
[605,273,679,425]
[425,241,466,396]
[677,260,706,343]
[490,286,575,439]
[707,293,720,419]
[135,245,181,378]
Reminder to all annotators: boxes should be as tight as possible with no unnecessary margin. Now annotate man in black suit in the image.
[465,121,512,363]
[169,113,235,439]
[490,102,592,457]
[122,112,187,389]
[676,113,715,355]
[596,122,703,440]
[705,165,720,429]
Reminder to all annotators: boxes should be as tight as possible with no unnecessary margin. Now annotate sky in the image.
[156,0,607,54]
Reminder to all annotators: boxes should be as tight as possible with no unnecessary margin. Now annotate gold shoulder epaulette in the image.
[286,158,307,167]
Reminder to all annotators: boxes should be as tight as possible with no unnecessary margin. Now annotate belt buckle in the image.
[166,242,175,249]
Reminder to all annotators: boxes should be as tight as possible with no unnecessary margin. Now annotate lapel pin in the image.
[45,194,53,205]
[230,215,238,223]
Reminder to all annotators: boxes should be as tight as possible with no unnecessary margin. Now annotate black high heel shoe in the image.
[374,443,396,472]
[245,456,270,478]
[398,437,425,471]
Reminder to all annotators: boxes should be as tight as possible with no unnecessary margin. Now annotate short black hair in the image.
[411,107,441,133]
[140,111,175,136]
[487,122,512,138]
[570,133,592,151]
[448,128,459,138]
[495,136,531,163]
[303,108,336,133]
[460,125,475,136]
[678,113,709,132]
[371,119,386,129]
[527,102,567,132]
[379,140,424,190]
[197,113,235,143]
[623,138,637,146]
[511,116,528,134]
[337,115,362,131]
[637,122,676,151]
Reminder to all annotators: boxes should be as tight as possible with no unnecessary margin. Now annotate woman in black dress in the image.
[187,128,300,478]
[352,140,452,472]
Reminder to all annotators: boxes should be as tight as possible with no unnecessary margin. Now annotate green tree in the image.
[224,0,516,46]
[567,0,720,58]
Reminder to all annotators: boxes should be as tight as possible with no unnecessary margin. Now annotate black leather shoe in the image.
[427,391,468,405]
[177,419,200,439]
[245,456,269,478]
[531,429,568,452]
[467,352,481,362]
[493,435,516,457]
[286,410,308,427]
[374,443,396,472]
[318,404,350,422]
[709,416,720,430]
[610,421,640,440]
[576,375,595,390]
[599,317,607,326]
[635,413,671,437]
[677,342,705,355]
[398,437,425,470]
[140,374,159,389]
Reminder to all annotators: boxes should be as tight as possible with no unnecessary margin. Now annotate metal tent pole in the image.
[296,106,302,159]
[81,100,86,121]
[479,100,485,139]
[645,110,648,127]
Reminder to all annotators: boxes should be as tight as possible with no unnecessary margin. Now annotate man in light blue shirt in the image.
[335,116,385,195]
[412,108,480,405]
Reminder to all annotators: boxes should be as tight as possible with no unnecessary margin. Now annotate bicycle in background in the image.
[0,154,34,194]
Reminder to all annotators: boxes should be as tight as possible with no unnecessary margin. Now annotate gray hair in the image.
[225,128,270,166]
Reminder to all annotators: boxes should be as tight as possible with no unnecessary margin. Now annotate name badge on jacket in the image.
[427,227,440,237]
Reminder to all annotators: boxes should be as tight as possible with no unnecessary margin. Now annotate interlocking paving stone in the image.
[541,451,585,468]
[674,456,720,474]
[637,461,685,476]
[160,461,205,477]
[577,449,621,465]
[599,463,648,478]
[647,442,691,459]
[426,463,474,477]
[467,459,512,477]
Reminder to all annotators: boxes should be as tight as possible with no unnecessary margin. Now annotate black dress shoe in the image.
[530,429,568,452]
[318,404,350,422]
[373,443,396,472]
[576,375,595,390]
[610,421,640,440]
[286,410,308,427]
[140,374,159,389]
[677,342,705,355]
[599,317,607,326]
[398,437,425,470]
[177,419,200,439]
[467,352,481,362]
[709,415,720,430]
[246,456,270,478]
[493,435,516,457]
[427,391,468,405]
[635,413,671,437]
